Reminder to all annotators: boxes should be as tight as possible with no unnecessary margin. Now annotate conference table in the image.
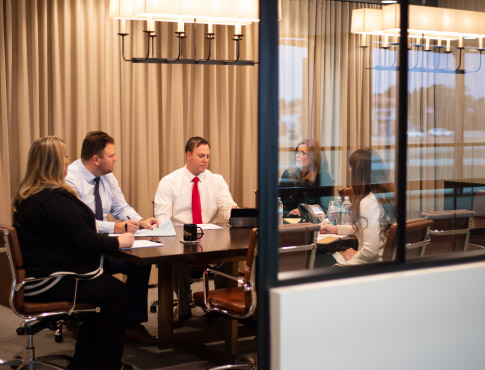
[115,223,355,361]
[116,223,251,360]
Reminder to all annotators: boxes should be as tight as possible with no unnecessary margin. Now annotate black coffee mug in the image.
[183,224,204,242]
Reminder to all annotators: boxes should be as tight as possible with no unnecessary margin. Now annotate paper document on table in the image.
[135,220,176,236]
[197,224,224,230]
[317,233,345,245]
[332,252,346,264]
[283,218,301,224]
[121,240,163,250]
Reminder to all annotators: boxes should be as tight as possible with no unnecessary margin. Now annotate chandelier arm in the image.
[463,50,484,74]
[167,33,186,62]
[423,49,436,71]
[389,45,398,68]
[410,47,420,69]
[433,48,442,70]
[151,35,156,58]
[197,35,214,63]
[132,31,152,62]
[361,46,373,70]
[119,34,132,62]
[224,35,243,64]
[455,48,464,71]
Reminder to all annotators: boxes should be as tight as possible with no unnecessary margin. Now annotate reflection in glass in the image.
[278,139,334,219]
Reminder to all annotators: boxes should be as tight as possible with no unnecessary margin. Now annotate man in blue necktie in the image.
[66,131,159,345]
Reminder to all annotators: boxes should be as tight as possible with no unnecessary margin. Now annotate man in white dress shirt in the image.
[154,136,237,326]
[66,131,159,344]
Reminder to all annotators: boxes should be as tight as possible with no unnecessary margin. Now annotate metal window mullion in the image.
[396,0,409,263]
[257,0,280,369]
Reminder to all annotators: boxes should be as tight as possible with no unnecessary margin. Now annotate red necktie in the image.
[192,177,203,224]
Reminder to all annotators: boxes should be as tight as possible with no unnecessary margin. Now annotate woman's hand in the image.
[341,248,357,261]
[288,208,301,217]
[320,224,337,234]
[118,233,135,249]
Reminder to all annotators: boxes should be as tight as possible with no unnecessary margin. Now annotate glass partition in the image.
[276,0,485,275]
[277,0,398,272]
[405,1,485,258]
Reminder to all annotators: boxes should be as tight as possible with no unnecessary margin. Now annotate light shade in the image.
[110,0,134,19]
[351,8,382,34]
[133,0,259,24]
[441,8,482,36]
[378,4,485,37]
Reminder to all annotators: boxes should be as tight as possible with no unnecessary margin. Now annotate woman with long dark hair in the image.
[12,136,134,370]
[279,139,334,217]
[320,148,395,265]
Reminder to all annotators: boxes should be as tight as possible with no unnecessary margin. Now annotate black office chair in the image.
[0,225,100,370]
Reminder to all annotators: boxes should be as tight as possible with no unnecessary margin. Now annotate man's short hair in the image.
[185,136,210,154]
[81,131,115,160]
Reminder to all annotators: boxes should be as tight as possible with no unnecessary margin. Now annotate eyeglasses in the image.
[295,150,309,157]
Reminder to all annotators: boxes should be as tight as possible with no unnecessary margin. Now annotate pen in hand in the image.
[125,216,130,232]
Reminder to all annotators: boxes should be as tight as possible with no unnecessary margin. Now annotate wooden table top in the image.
[116,224,252,265]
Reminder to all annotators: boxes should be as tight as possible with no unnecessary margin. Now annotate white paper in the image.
[135,220,176,236]
[120,240,163,250]
[317,233,344,240]
[196,224,224,230]
[332,252,346,264]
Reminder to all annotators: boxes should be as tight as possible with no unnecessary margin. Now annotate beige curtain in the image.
[0,0,258,224]
[278,0,376,189]
[278,0,485,215]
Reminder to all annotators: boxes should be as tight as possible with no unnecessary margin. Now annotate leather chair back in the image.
[338,187,354,202]
[473,190,485,218]
[278,223,320,272]
[1,224,96,318]
[1,225,26,313]
[382,218,433,261]
[421,210,474,253]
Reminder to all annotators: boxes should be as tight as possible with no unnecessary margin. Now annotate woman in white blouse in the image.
[320,148,395,265]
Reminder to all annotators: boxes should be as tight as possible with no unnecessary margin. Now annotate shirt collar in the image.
[79,160,98,184]
[183,166,208,182]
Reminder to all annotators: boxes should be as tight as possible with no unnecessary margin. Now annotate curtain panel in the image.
[0,0,258,224]
[278,0,377,190]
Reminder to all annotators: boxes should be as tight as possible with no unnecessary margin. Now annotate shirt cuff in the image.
[96,220,115,234]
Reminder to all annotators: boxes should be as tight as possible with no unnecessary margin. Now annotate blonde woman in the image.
[12,136,134,370]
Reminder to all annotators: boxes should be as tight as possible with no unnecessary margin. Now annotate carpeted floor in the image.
[0,284,256,370]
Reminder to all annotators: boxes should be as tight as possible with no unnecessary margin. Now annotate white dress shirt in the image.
[336,192,385,265]
[154,166,237,225]
[66,159,142,234]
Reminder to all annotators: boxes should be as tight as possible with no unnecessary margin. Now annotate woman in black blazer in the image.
[12,136,134,370]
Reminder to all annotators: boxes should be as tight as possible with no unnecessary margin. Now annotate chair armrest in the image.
[16,270,101,292]
[205,268,244,285]
[201,268,247,307]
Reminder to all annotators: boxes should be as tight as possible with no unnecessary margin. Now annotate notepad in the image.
[196,224,224,230]
[317,233,344,244]
[283,218,302,224]
[135,220,176,236]
[120,240,163,250]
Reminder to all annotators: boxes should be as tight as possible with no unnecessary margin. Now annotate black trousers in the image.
[26,273,129,370]
[103,255,151,327]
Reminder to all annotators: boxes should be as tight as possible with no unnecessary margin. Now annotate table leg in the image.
[158,262,173,348]
[222,259,239,361]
